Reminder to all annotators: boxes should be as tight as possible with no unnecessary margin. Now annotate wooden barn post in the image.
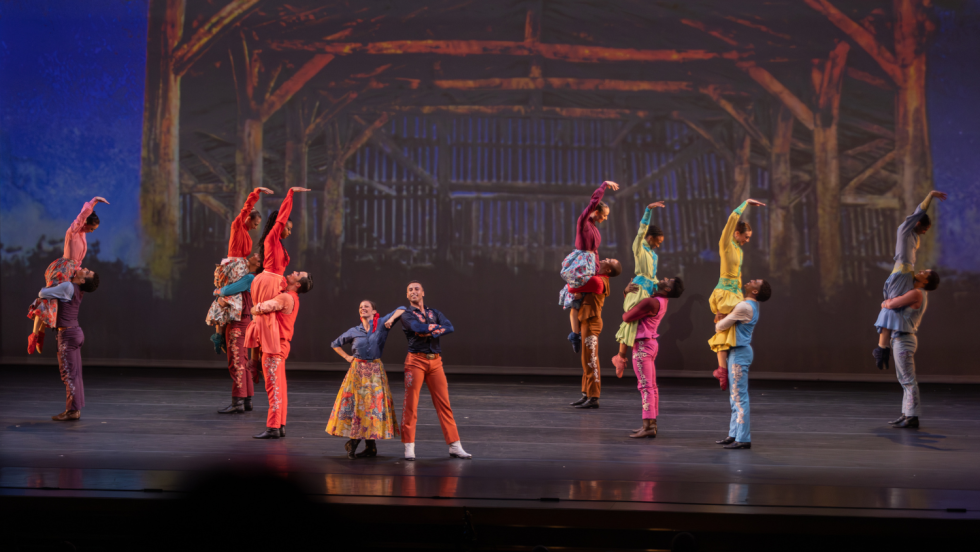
[140,0,184,298]
[768,102,798,282]
[731,125,752,211]
[284,96,311,265]
[437,118,453,264]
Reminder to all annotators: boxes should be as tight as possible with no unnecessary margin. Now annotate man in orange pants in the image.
[388,281,472,461]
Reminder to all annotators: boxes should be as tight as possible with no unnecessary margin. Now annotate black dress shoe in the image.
[356,439,378,458]
[253,427,280,439]
[723,441,751,449]
[243,396,253,411]
[570,394,589,406]
[345,439,361,458]
[872,346,891,370]
[894,416,919,428]
[218,397,244,414]
[889,414,907,425]
[279,425,285,438]
[715,436,736,445]
[574,398,599,409]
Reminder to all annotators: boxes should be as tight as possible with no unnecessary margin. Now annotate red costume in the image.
[251,291,300,429]
[228,189,261,258]
[226,190,262,398]
[244,190,293,355]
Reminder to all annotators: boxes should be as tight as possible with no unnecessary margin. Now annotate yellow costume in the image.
[708,200,749,353]
[615,206,658,347]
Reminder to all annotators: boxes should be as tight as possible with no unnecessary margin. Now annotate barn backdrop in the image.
[2,0,979,379]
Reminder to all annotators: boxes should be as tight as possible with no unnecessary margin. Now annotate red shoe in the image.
[611,355,627,378]
[713,366,728,390]
[27,332,44,355]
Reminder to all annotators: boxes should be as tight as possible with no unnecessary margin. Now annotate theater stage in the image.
[2,365,978,551]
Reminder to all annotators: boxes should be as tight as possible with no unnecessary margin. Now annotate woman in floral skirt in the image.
[326,300,406,458]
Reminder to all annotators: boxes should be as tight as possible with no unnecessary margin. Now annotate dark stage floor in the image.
[2,365,979,550]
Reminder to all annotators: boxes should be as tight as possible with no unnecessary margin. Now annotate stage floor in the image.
[2,364,979,520]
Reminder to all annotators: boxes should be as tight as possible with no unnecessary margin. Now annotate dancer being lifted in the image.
[620,276,684,438]
[326,301,406,458]
[872,190,946,370]
[559,180,620,353]
[244,187,313,439]
[612,201,666,377]
[707,199,765,389]
[208,187,272,415]
[27,196,109,354]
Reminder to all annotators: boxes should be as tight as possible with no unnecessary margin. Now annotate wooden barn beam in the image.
[259,54,335,122]
[843,137,892,157]
[842,150,897,194]
[846,67,893,90]
[843,117,895,140]
[307,90,359,139]
[769,102,798,281]
[611,118,643,147]
[191,129,280,161]
[320,76,750,96]
[269,39,749,64]
[436,118,453,263]
[172,0,263,76]
[371,105,652,120]
[140,0,184,298]
[284,96,312,264]
[616,137,714,199]
[354,115,439,189]
[701,85,771,150]
[840,194,900,209]
[803,0,903,85]
[186,142,233,187]
[192,192,233,221]
[737,62,815,130]
[346,171,396,195]
[671,111,734,164]
[731,129,752,210]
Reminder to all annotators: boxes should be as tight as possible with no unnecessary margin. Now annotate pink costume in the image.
[27,198,97,329]
[244,190,294,355]
[626,296,668,420]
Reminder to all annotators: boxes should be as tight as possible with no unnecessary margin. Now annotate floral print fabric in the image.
[27,258,77,328]
[326,360,400,440]
[205,257,249,326]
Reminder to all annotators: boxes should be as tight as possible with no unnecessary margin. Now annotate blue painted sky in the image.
[0,0,147,265]
[0,0,978,271]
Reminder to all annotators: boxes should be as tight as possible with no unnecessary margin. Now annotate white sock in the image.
[404,442,415,459]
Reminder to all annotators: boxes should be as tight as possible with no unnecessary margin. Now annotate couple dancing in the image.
[326,281,472,461]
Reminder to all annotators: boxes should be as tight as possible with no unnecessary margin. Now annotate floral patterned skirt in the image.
[325,360,399,440]
[560,249,598,288]
[205,258,249,326]
[27,258,77,328]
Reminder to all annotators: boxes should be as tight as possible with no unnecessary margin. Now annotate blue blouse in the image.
[330,308,406,361]
[219,273,255,296]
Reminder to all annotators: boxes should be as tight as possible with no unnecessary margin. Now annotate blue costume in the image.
[875,205,927,334]
[726,300,760,444]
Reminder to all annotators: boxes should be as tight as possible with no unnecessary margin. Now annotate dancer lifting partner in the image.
[244,187,312,439]
[28,196,109,354]
[872,190,946,370]
[714,278,771,450]
[879,271,937,429]
[36,267,100,421]
[559,180,619,353]
[326,301,406,458]
[390,281,472,460]
[612,201,666,377]
[210,187,272,414]
[569,258,622,410]
[620,276,684,438]
[707,199,765,389]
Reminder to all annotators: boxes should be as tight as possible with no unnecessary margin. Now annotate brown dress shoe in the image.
[629,419,657,438]
[52,410,80,421]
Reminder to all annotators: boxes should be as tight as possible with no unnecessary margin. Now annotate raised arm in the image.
[215,273,254,297]
[381,308,407,329]
[715,301,754,333]
[38,281,75,301]
[250,293,294,316]
[232,188,268,230]
[632,202,664,259]
[882,289,923,310]
[623,297,661,323]
[919,190,948,211]
[67,197,104,236]
[576,182,617,234]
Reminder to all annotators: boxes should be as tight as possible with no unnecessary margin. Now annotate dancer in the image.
[244,186,311,439]
[872,190,947,369]
[879,271,938,429]
[612,201,666,377]
[205,187,271,354]
[389,281,472,460]
[714,279,771,450]
[559,180,619,353]
[326,301,406,458]
[620,276,685,438]
[35,268,100,421]
[27,196,109,354]
[707,199,766,389]
[569,258,623,410]
[214,252,262,414]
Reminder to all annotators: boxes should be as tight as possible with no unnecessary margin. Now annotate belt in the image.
[411,352,440,360]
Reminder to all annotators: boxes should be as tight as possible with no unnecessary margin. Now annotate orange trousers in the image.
[400,353,460,444]
[580,314,602,398]
[262,349,288,429]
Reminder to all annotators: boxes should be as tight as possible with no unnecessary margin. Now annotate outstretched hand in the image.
[930,191,948,201]
[256,187,274,195]
[92,196,110,205]
[746,199,766,207]
[290,187,311,193]
[648,201,666,209]
[603,181,620,191]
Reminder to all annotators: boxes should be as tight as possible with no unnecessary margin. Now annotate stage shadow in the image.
[874,428,952,451]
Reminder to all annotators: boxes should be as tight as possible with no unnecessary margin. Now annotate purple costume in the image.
[40,282,86,411]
